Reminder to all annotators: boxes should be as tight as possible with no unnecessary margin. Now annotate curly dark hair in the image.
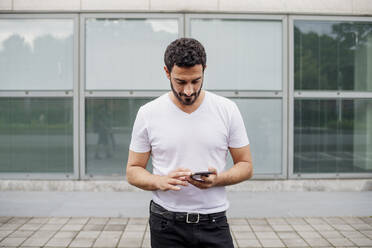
[164,38,207,73]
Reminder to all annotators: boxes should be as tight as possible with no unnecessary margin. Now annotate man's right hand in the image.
[155,168,192,191]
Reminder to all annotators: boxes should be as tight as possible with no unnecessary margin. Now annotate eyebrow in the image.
[174,77,202,82]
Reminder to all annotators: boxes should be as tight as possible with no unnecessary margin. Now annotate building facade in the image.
[0,0,371,190]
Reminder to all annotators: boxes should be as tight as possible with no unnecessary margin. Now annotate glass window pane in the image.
[294,20,372,91]
[85,98,153,176]
[85,19,179,90]
[0,19,74,90]
[294,99,372,173]
[191,19,282,91]
[226,99,283,174]
[0,98,73,173]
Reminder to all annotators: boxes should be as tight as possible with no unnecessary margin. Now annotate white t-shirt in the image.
[129,91,249,214]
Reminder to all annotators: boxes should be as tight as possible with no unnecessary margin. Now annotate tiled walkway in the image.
[1,216,372,248]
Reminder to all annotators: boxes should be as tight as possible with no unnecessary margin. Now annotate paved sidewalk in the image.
[1,216,372,248]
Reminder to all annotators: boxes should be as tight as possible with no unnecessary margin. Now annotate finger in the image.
[208,167,217,174]
[169,171,192,178]
[168,185,181,191]
[169,178,188,186]
[187,177,209,189]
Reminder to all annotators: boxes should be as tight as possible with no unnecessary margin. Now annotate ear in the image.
[164,66,171,80]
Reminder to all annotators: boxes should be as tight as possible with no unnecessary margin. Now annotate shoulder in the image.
[137,93,169,116]
[206,91,237,111]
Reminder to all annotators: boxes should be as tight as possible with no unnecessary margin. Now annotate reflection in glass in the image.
[85,19,178,90]
[85,98,153,176]
[0,19,74,90]
[0,98,73,173]
[294,99,372,173]
[226,99,282,174]
[294,21,372,91]
[191,19,282,90]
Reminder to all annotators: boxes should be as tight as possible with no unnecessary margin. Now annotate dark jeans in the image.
[149,201,234,248]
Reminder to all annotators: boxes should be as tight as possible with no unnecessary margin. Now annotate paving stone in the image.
[347,237,372,246]
[93,236,120,247]
[0,223,23,231]
[60,224,84,231]
[229,218,248,225]
[281,238,309,247]
[0,230,12,239]
[124,225,147,232]
[8,230,34,238]
[304,217,327,225]
[327,237,354,246]
[319,230,344,238]
[118,237,142,247]
[83,224,105,231]
[285,217,307,225]
[103,224,126,231]
[311,224,335,231]
[87,218,109,225]
[39,224,64,231]
[361,230,372,238]
[128,218,148,225]
[297,231,322,238]
[341,230,367,238]
[303,237,331,246]
[231,225,252,232]
[332,224,356,231]
[277,231,301,239]
[271,224,293,231]
[107,218,128,225]
[324,217,346,225]
[44,237,73,247]
[236,239,261,247]
[22,231,56,246]
[122,231,144,239]
[19,223,43,231]
[27,217,49,224]
[247,218,268,225]
[98,231,122,238]
[232,231,256,239]
[266,217,287,225]
[250,225,273,232]
[0,237,27,246]
[69,238,96,247]
[47,218,70,224]
[0,217,12,224]
[255,231,278,239]
[67,217,90,225]
[259,238,285,247]
[7,217,30,225]
[342,217,366,224]
[53,231,78,239]
[75,231,101,239]
[141,238,150,248]
[291,224,315,231]
[350,223,372,230]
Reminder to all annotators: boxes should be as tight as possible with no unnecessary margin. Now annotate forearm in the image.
[126,166,160,191]
[215,162,253,187]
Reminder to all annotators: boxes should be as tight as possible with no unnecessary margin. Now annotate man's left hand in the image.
[187,167,218,189]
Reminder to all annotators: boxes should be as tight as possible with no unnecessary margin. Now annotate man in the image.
[126,38,253,248]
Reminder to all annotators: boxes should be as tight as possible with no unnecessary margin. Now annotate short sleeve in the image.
[228,102,250,148]
[129,107,151,153]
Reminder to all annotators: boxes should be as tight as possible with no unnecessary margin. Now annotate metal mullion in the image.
[81,12,184,20]
[210,91,283,98]
[186,13,286,21]
[84,91,168,98]
[291,173,372,179]
[294,91,372,99]
[288,15,295,179]
[72,14,79,180]
[0,13,79,20]
[0,91,73,97]
[282,15,289,180]
[290,15,372,23]
[0,173,75,180]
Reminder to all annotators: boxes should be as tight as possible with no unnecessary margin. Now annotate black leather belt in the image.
[150,200,226,224]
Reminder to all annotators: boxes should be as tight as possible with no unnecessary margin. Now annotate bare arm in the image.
[187,145,253,189]
[126,150,191,191]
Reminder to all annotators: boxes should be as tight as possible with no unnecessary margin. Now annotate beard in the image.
[170,80,203,106]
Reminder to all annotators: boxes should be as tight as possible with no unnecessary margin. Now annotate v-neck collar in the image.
[167,91,208,116]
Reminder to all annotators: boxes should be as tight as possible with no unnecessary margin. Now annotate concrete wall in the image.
[0,0,371,15]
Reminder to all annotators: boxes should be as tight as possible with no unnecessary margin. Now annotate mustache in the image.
[178,93,197,97]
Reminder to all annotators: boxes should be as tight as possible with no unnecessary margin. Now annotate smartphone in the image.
[191,171,214,182]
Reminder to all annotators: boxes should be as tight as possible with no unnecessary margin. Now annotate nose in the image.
[183,84,194,96]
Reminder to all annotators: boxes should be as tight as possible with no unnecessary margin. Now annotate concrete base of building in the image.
[0,179,371,192]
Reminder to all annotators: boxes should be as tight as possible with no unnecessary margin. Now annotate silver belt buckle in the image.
[186,213,200,224]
